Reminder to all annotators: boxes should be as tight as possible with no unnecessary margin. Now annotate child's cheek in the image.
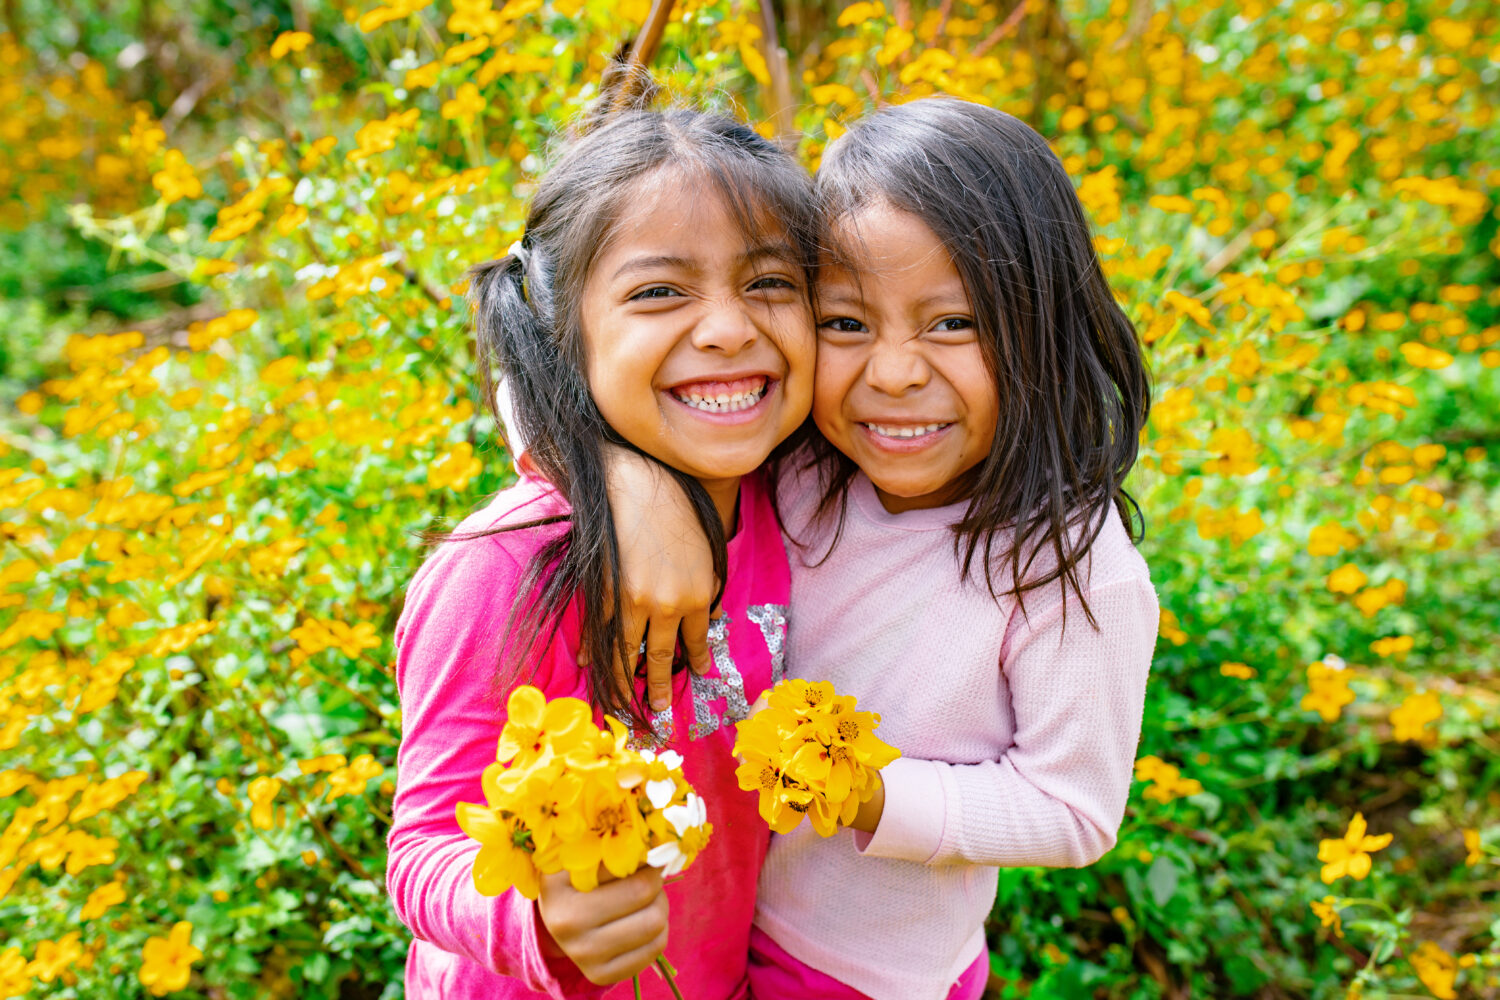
[810,346,857,449]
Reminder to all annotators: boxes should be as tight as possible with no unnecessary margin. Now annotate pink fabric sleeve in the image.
[858,575,1158,867]
[386,530,603,998]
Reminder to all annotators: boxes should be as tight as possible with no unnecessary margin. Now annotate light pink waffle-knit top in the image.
[753,464,1158,1000]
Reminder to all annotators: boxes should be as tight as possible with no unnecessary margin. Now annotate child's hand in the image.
[596,445,717,711]
[536,865,669,985]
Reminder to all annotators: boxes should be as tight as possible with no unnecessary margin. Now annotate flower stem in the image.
[633,974,643,1000]
[656,955,686,1000]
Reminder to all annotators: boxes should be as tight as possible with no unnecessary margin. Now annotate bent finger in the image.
[586,918,670,986]
[610,611,647,704]
[681,607,712,675]
[643,616,680,712]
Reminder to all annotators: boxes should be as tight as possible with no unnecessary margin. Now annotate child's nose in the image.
[691,301,758,356]
[864,340,929,396]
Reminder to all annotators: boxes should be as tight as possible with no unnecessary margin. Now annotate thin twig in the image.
[1204,211,1276,278]
[615,0,678,111]
[757,0,797,144]
[972,0,1029,59]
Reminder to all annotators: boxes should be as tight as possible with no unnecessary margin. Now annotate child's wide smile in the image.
[667,373,773,418]
[858,420,954,449]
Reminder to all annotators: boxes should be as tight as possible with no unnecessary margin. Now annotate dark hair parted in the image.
[460,102,820,729]
[806,97,1150,625]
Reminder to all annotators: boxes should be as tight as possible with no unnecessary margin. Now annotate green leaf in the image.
[1146,856,1179,907]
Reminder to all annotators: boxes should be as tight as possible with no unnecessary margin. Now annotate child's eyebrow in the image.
[742,242,798,265]
[611,254,695,281]
[610,243,799,282]
[817,287,866,307]
[906,291,970,313]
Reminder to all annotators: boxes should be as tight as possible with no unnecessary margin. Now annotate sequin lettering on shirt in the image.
[746,603,788,684]
[689,613,752,739]
[626,705,674,751]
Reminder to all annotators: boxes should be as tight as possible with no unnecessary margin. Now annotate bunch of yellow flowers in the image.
[733,679,900,837]
[457,686,712,899]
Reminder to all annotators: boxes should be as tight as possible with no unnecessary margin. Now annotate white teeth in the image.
[866,422,947,439]
[675,384,767,413]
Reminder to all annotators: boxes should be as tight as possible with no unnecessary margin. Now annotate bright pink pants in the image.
[747,925,987,1000]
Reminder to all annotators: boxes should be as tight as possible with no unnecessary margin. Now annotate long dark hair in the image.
[457,96,819,729]
[801,97,1150,626]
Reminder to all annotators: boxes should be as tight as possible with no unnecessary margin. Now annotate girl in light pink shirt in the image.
[604,98,1159,1000]
[386,102,823,999]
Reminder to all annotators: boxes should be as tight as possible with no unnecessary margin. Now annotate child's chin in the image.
[683,457,768,482]
[868,473,954,510]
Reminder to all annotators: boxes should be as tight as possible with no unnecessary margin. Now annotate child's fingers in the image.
[586,909,670,985]
[605,610,648,704]
[538,865,662,931]
[537,867,668,985]
[642,616,677,712]
[681,607,712,675]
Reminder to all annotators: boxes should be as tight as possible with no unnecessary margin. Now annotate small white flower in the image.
[646,840,688,876]
[639,748,684,770]
[663,793,707,837]
[645,778,676,810]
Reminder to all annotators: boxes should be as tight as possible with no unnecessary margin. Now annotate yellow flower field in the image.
[0,0,1496,996]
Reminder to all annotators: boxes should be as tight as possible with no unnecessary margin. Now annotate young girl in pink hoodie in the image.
[385,103,821,999]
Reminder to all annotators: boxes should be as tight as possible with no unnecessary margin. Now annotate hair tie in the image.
[507,240,531,302]
[507,239,531,271]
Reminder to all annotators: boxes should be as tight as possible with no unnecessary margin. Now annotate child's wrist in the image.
[534,902,568,960]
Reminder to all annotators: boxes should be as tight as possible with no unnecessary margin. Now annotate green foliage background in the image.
[0,0,1496,997]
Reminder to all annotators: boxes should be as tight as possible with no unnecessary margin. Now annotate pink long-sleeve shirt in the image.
[753,467,1158,1000]
[388,472,789,999]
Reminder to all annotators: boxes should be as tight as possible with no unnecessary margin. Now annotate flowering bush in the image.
[0,0,1497,996]
[733,679,898,836]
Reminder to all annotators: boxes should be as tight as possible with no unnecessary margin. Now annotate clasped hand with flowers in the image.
[732,679,900,837]
[457,686,710,993]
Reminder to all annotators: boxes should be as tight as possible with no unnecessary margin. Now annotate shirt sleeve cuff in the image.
[851,757,948,863]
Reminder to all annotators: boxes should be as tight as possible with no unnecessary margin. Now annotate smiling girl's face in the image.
[580,168,815,507]
[812,201,998,513]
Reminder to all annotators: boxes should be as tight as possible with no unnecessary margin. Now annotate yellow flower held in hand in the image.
[733,678,899,837]
[457,687,712,900]
[457,800,540,900]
